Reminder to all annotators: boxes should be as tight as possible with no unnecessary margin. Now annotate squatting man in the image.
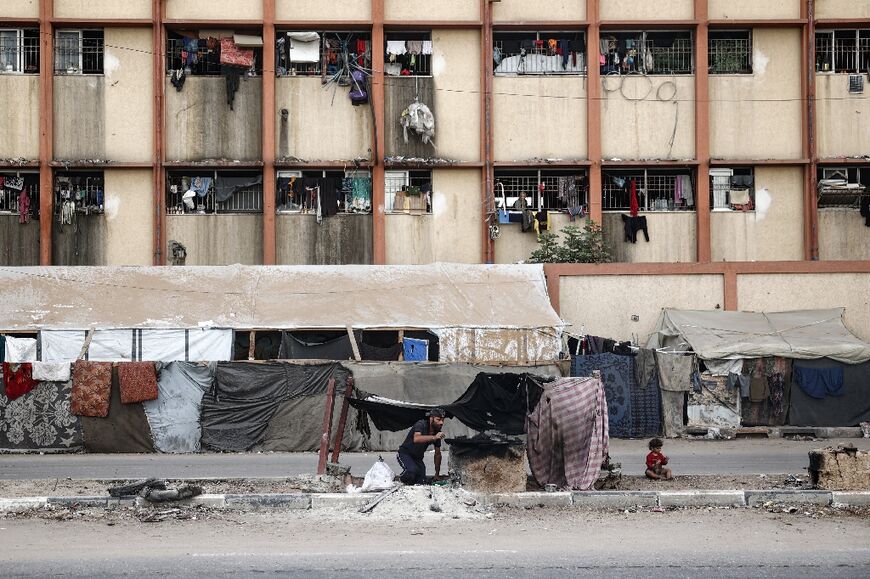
[397,408,447,485]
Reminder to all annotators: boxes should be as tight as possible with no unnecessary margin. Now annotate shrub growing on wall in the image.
[528,220,611,264]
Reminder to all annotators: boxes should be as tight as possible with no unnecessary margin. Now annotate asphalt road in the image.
[2,508,869,578]
[2,438,868,480]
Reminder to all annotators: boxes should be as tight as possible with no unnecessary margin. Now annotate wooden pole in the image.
[316,378,337,475]
[330,377,356,464]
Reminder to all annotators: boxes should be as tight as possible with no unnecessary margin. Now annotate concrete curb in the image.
[3,490,869,512]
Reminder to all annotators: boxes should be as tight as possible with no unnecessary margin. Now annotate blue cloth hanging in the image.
[403,338,428,362]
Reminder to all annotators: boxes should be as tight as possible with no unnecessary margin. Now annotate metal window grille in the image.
[602,170,695,211]
[709,168,754,210]
[385,33,432,77]
[276,169,371,213]
[708,31,752,74]
[166,36,263,76]
[276,32,371,77]
[54,30,103,74]
[600,31,693,76]
[816,30,870,73]
[494,171,588,211]
[385,170,432,213]
[817,166,869,208]
[493,31,586,76]
[0,173,40,217]
[0,29,39,74]
[53,173,104,217]
[166,173,263,215]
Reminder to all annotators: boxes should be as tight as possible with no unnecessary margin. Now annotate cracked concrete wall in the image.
[0,76,39,160]
[52,214,107,266]
[385,77,435,159]
[0,215,40,266]
[165,214,263,265]
[809,447,870,490]
[54,76,106,161]
[275,214,372,265]
[818,209,870,261]
[603,212,697,263]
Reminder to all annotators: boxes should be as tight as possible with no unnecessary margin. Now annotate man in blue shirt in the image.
[397,408,446,485]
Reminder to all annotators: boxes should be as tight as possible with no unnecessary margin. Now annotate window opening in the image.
[493,31,586,75]
[709,167,754,211]
[817,166,869,208]
[276,169,371,214]
[54,172,104,227]
[385,31,432,77]
[600,30,693,75]
[166,32,263,77]
[275,31,371,78]
[0,172,40,220]
[55,29,103,75]
[385,170,432,213]
[493,170,588,212]
[602,169,695,211]
[0,29,38,74]
[166,171,264,214]
[816,29,870,73]
[708,30,752,74]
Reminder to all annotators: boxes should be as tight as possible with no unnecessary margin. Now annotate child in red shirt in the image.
[645,438,672,480]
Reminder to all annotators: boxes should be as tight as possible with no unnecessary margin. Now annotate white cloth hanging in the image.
[386,41,407,56]
[4,336,37,363]
[32,361,71,382]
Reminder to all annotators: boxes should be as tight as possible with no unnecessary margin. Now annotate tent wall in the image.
[789,358,870,427]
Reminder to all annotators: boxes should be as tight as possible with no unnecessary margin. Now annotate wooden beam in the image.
[346,325,361,361]
[330,377,356,465]
[316,378,337,475]
[262,0,277,265]
[247,330,256,360]
[38,0,53,266]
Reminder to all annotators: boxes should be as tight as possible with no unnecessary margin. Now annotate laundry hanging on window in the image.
[400,100,436,147]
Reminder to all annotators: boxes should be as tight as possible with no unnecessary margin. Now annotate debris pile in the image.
[354,485,489,521]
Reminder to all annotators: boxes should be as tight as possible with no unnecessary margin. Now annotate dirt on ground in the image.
[609,473,812,491]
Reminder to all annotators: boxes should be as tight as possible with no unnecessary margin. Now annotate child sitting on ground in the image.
[645,438,673,480]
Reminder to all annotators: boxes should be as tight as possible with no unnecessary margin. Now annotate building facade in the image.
[1,0,868,341]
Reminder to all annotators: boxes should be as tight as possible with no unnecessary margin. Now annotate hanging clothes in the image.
[2,363,38,401]
[18,188,30,224]
[629,178,639,217]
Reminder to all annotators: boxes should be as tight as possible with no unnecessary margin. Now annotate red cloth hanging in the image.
[629,178,639,217]
[2,363,38,401]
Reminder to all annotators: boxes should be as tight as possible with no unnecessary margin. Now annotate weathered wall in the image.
[54,0,151,19]
[711,167,804,262]
[816,74,870,159]
[384,77,435,159]
[493,77,587,162]
[495,212,575,264]
[603,212,696,263]
[493,0,585,22]
[277,0,370,20]
[103,169,154,266]
[0,76,39,160]
[559,274,726,342]
[165,0,262,20]
[709,28,802,160]
[432,29,481,163]
[818,209,870,261]
[275,214,373,265]
[600,0,693,20]
[816,0,870,19]
[385,169,482,264]
[0,215,39,266]
[385,0,479,21]
[52,215,107,266]
[165,215,263,266]
[601,76,695,160]
[737,273,870,342]
[276,79,371,162]
[709,0,800,19]
[104,28,153,163]
[54,76,105,160]
[3,0,38,18]
[165,78,262,162]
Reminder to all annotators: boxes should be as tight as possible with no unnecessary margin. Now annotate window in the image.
[54,172,104,222]
[493,31,586,75]
[275,31,371,77]
[816,30,870,73]
[276,169,371,213]
[166,32,263,76]
[54,29,103,74]
[600,30,693,75]
[385,170,432,213]
[602,169,695,211]
[385,32,432,77]
[166,171,263,214]
[0,29,39,74]
[709,167,754,211]
[0,172,39,218]
[494,170,588,212]
[817,166,869,208]
[708,30,752,74]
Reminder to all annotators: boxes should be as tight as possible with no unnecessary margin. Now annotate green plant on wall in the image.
[527,220,611,264]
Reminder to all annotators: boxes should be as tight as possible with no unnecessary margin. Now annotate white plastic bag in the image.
[348,460,396,493]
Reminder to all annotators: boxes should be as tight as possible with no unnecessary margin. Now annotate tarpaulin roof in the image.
[0,263,563,332]
[647,308,870,364]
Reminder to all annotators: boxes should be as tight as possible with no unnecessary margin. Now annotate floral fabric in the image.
[117,362,159,404]
[0,380,81,449]
[71,361,113,417]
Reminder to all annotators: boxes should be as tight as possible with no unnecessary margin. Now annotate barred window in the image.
[0,172,40,218]
[166,171,263,215]
[816,29,870,73]
[600,30,693,76]
[385,32,432,77]
[602,169,695,211]
[0,29,39,74]
[708,30,752,74]
[385,170,432,213]
[817,166,869,208]
[276,31,371,78]
[493,31,586,76]
[54,172,104,221]
[494,170,587,211]
[55,29,103,75]
[709,167,754,211]
[166,32,263,76]
[276,169,372,214]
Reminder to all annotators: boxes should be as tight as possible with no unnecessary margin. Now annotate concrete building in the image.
[0,0,868,342]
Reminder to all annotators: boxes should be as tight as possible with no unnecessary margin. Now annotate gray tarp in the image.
[647,308,870,364]
[143,362,215,453]
[788,358,870,427]
[81,368,155,453]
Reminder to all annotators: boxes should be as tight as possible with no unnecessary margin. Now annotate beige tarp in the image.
[647,308,870,364]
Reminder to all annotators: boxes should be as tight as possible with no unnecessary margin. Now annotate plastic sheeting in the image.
[41,329,233,362]
[788,358,870,427]
[648,308,870,364]
[143,362,214,453]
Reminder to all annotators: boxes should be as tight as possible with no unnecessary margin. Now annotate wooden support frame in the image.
[316,377,337,475]
[330,377,356,465]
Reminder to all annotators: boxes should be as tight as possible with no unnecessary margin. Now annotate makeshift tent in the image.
[41,329,233,362]
[648,308,870,364]
[142,362,215,453]
[0,380,81,451]
[788,358,870,426]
